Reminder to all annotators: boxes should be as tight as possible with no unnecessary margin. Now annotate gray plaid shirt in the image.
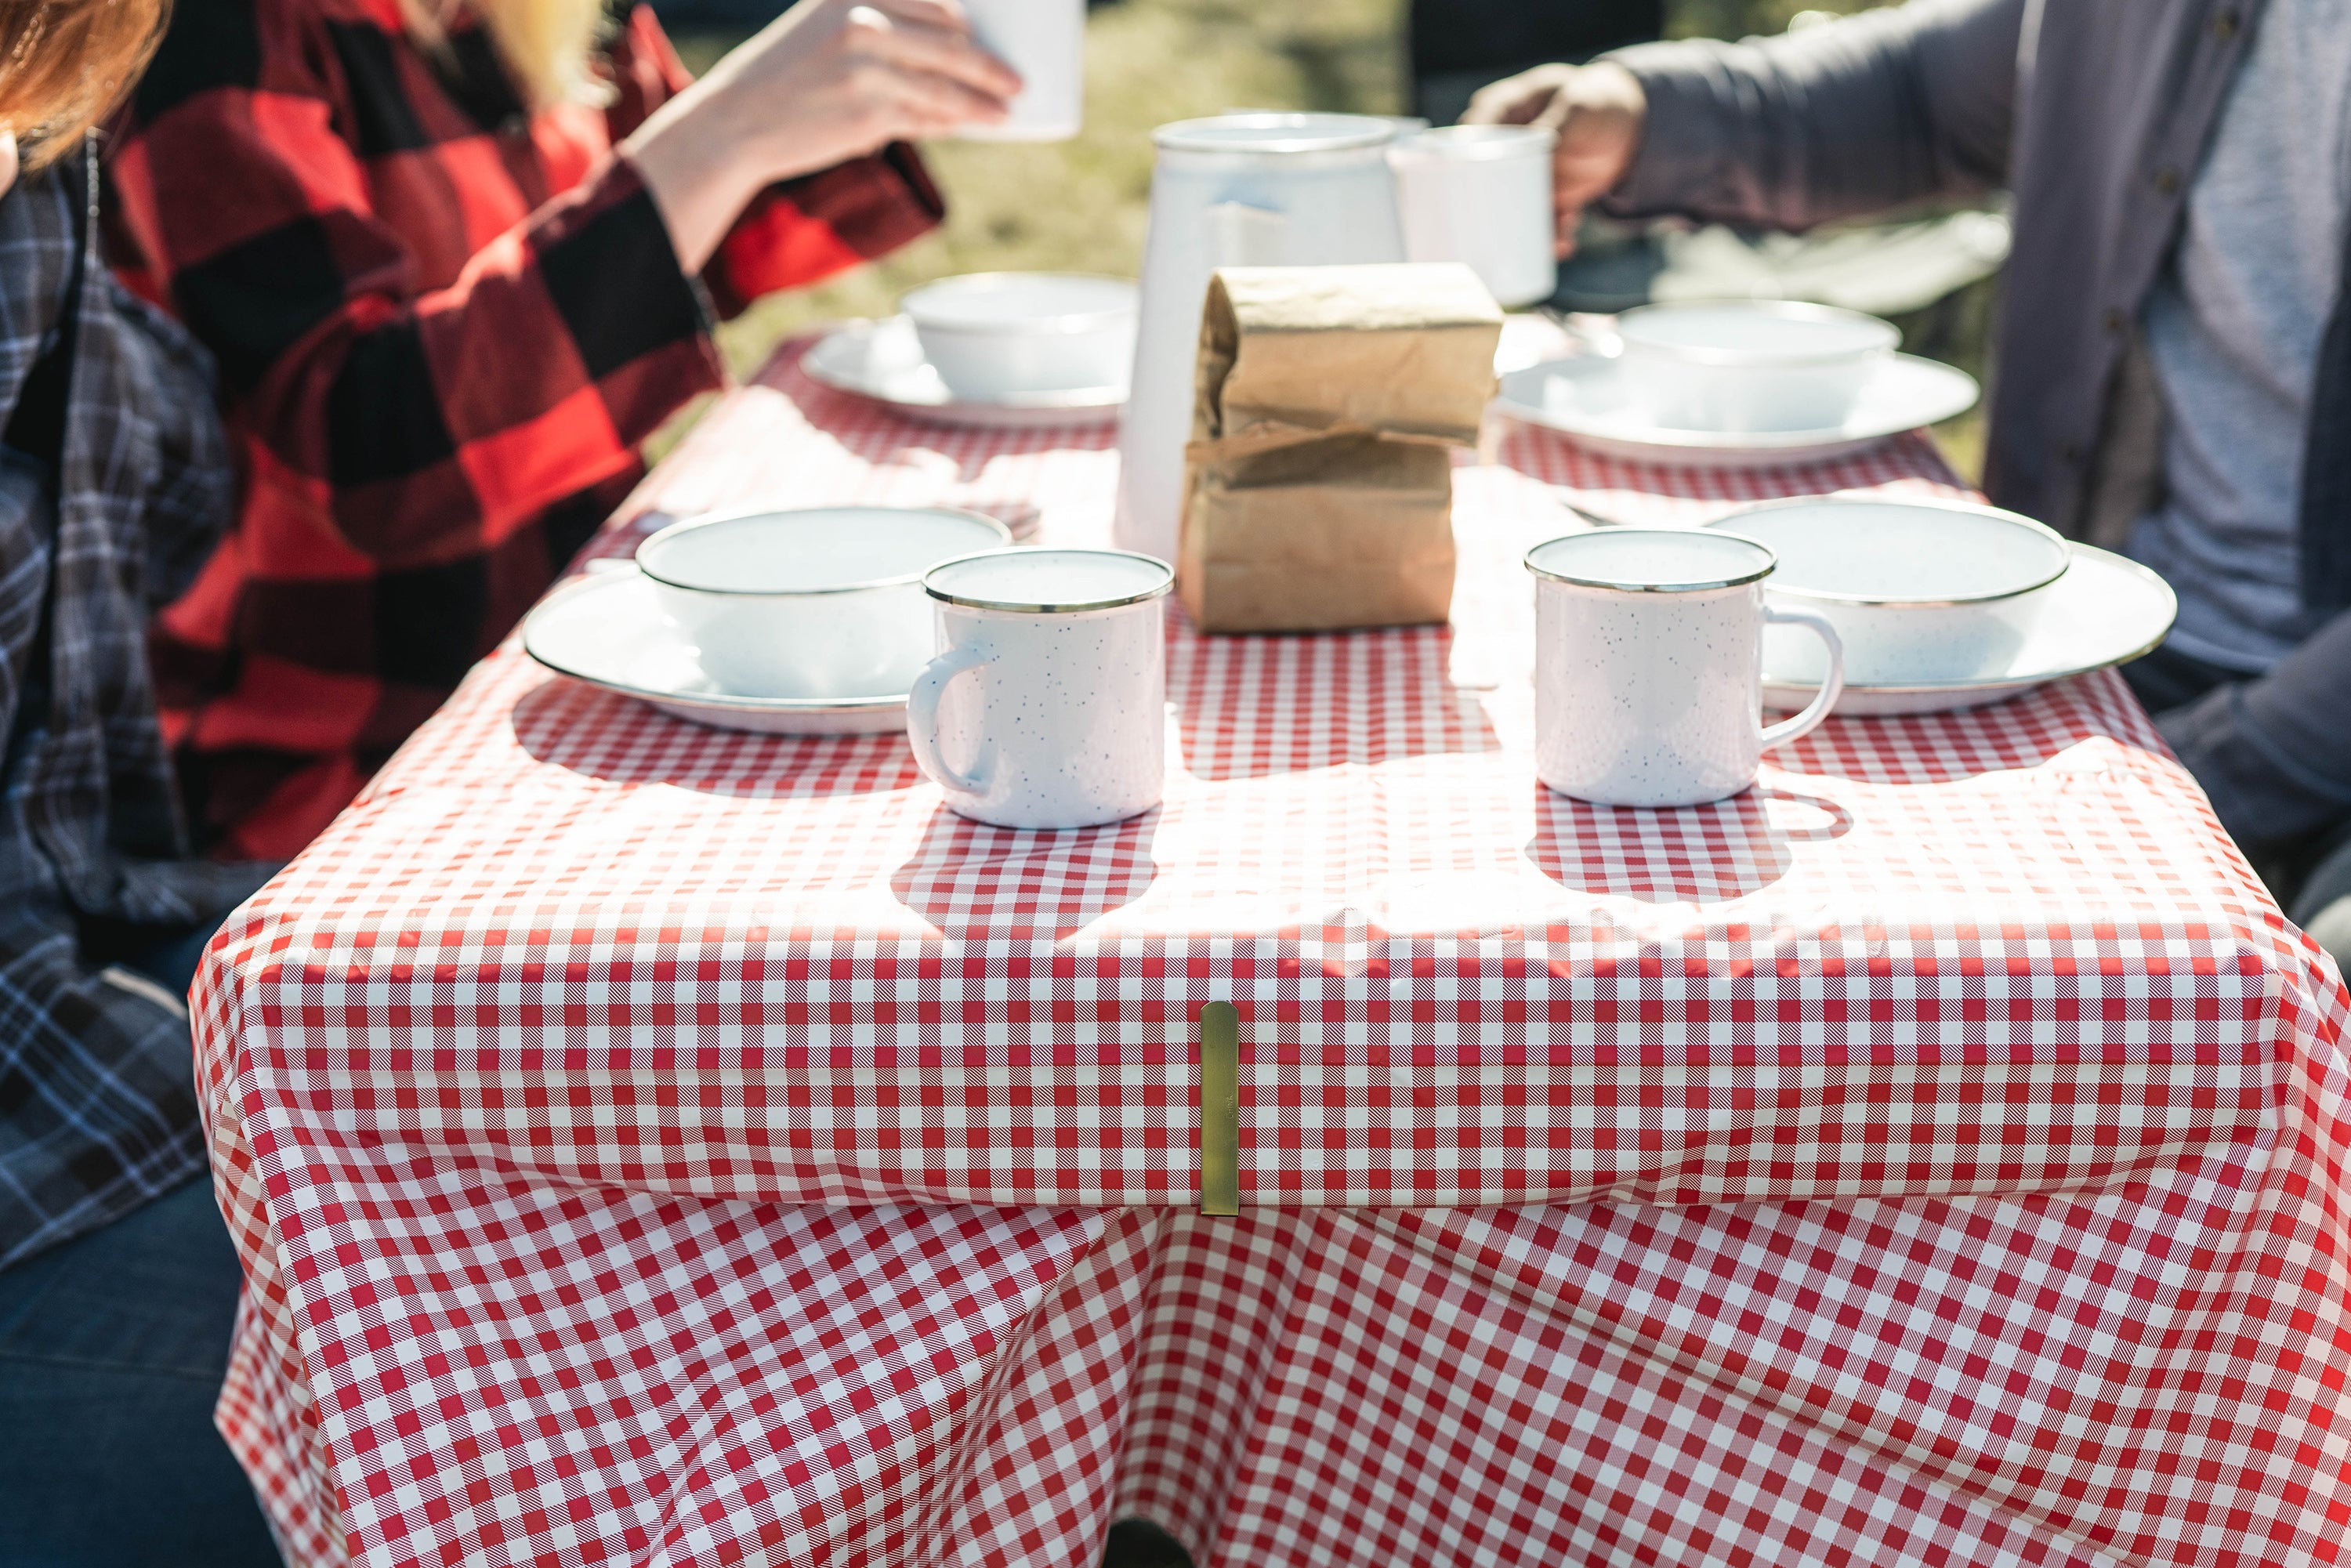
[0,143,270,1271]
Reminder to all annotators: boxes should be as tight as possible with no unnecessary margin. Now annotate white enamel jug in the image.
[1112,114,1407,563]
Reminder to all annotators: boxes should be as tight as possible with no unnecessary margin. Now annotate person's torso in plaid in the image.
[0,148,277,1271]
[107,0,943,860]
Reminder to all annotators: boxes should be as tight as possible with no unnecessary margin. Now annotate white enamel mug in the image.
[1525,530,1846,806]
[908,549,1174,828]
[1388,124,1558,307]
[957,0,1085,141]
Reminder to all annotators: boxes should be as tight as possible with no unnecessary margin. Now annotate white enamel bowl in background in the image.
[635,507,1012,700]
[900,273,1139,401]
[1703,498,2073,687]
[1615,300,1901,433]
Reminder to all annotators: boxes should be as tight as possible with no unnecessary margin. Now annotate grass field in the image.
[670,0,1991,477]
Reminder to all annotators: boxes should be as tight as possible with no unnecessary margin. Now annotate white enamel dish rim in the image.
[1389,123,1556,162]
[923,547,1176,614]
[900,272,1137,335]
[1494,353,1980,457]
[1152,111,1396,154]
[636,505,1011,596]
[1523,527,1777,593]
[799,318,1127,422]
[1755,542,2175,700]
[521,566,907,726]
[1704,496,2072,607]
[1615,299,1900,367]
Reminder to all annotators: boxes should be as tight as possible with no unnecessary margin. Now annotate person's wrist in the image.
[625,91,766,274]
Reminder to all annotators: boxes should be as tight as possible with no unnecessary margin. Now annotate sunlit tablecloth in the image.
[197,329,2351,1568]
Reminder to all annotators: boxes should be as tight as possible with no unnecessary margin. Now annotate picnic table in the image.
[194,324,2351,1568]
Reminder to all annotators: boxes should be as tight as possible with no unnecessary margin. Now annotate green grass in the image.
[674,0,1407,380]
[668,0,1993,481]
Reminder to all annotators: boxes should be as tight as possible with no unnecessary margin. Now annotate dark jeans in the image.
[2123,643,2351,962]
[0,1179,279,1566]
[0,922,278,1567]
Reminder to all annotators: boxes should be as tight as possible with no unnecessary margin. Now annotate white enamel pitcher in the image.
[1112,114,1407,563]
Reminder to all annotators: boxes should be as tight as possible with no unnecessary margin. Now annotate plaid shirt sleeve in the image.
[0,913,207,1272]
[107,0,943,573]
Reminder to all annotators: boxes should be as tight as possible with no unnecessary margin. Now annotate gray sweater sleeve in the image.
[2157,611,2351,853]
[1599,0,2028,233]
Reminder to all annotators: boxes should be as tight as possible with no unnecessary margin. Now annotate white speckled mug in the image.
[909,549,1174,828]
[1526,530,1846,807]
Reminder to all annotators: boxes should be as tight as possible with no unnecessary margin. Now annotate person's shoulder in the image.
[132,0,391,125]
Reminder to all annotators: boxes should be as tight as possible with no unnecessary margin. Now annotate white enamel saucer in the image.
[1758,544,2177,715]
[1495,352,1980,468]
[800,316,1126,429]
[522,566,905,734]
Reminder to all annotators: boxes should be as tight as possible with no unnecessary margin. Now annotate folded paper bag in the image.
[1179,263,1502,633]
[1190,263,1504,444]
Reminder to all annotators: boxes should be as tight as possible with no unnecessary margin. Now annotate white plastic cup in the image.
[907,549,1174,828]
[957,0,1085,142]
[1524,529,1845,806]
[1388,124,1558,307]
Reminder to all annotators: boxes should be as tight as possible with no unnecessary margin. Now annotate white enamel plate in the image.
[521,566,907,734]
[1495,352,1980,469]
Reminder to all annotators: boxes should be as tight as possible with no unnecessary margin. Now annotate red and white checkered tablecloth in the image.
[195,330,2351,1568]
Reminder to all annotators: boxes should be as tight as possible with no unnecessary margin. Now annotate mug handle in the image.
[906,642,991,798]
[1757,607,1846,751]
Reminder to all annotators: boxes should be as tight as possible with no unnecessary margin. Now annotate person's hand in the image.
[627,0,1020,273]
[1462,61,1645,258]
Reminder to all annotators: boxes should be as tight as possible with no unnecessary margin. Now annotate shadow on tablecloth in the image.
[509,675,922,797]
[1525,783,1853,904]
[890,802,1161,936]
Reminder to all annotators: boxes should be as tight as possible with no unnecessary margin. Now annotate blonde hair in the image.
[400,0,610,110]
[0,0,169,169]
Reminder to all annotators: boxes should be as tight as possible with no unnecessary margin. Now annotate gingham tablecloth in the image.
[196,328,2351,1568]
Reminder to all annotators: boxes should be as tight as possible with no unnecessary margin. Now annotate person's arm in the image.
[2157,614,2351,855]
[111,81,723,570]
[1465,0,2026,253]
[1604,0,2025,230]
[108,0,1003,570]
[599,3,946,318]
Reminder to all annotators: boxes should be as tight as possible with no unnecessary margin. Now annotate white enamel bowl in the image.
[635,507,1012,700]
[899,273,1139,400]
[1704,498,2072,687]
[1615,300,1900,433]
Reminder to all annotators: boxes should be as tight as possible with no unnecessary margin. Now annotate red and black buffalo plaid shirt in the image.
[107,0,942,860]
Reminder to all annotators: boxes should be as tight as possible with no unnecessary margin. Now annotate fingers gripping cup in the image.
[907,549,1174,829]
[1524,530,1846,807]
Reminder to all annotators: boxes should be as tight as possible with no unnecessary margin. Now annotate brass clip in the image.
[1197,1001,1240,1216]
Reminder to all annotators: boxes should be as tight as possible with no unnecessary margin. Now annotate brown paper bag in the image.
[1182,433,1458,632]
[1179,264,1502,634]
